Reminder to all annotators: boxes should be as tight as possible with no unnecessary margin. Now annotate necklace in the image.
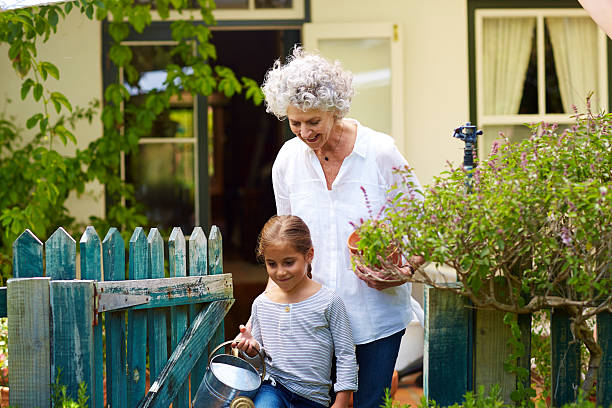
[324,121,344,161]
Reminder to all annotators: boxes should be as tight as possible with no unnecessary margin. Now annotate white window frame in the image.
[150,0,304,21]
[303,22,405,153]
[475,8,608,127]
[119,40,201,225]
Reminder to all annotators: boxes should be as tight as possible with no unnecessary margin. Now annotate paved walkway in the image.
[392,371,424,407]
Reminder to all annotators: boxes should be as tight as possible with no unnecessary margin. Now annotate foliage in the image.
[381,385,509,408]
[52,370,89,408]
[380,384,599,408]
[0,318,6,387]
[356,104,611,394]
[0,0,264,283]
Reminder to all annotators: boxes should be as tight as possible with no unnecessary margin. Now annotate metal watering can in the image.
[192,340,266,408]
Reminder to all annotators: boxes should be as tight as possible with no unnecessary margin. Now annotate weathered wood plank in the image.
[147,228,168,385]
[169,227,189,408]
[80,226,104,408]
[208,226,225,356]
[188,226,208,400]
[12,229,43,278]
[424,284,472,406]
[51,280,96,404]
[102,227,128,408]
[551,308,580,406]
[474,309,514,402]
[596,311,611,408]
[136,299,235,408]
[45,227,76,280]
[8,277,51,407]
[128,228,148,406]
[97,274,233,311]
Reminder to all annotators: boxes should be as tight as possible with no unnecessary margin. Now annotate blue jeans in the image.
[352,329,405,408]
[254,380,327,408]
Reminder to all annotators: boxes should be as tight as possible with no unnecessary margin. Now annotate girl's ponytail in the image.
[257,215,314,265]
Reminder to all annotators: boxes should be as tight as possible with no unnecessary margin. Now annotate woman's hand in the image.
[331,391,352,408]
[231,323,259,357]
[354,262,408,290]
[353,254,425,291]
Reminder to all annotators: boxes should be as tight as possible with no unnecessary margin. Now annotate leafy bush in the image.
[356,103,611,396]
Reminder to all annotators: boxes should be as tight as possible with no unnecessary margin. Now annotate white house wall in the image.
[0,11,104,223]
[311,0,470,186]
[0,1,470,224]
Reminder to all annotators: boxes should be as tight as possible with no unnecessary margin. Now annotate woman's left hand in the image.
[353,262,410,290]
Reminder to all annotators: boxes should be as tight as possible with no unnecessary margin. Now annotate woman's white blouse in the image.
[272,120,423,344]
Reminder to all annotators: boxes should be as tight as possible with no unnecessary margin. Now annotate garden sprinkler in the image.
[452,122,482,193]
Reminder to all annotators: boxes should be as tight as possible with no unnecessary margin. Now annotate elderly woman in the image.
[253,47,423,408]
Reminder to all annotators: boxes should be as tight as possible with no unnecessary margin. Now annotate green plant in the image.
[52,370,89,408]
[0,318,7,387]
[356,102,611,396]
[0,0,264,283]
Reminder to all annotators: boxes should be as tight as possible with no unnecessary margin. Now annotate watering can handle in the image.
[208,340,267,381]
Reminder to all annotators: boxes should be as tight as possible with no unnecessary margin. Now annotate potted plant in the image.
[354,101,611,398]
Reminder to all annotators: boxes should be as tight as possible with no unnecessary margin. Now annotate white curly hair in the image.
[261,46,354,120]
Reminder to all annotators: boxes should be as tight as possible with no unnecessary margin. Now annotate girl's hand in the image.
[331,391,352,408]
[231,324,260,357]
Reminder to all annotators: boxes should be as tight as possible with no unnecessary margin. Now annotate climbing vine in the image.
[0,0,263,282]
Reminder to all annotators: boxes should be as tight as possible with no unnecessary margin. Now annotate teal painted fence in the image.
[424,286,612,407]
[2,226,234,408]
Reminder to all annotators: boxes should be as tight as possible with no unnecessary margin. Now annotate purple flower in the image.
[560,227,572,246]
[491,140,500,155]
[520,152,527,169]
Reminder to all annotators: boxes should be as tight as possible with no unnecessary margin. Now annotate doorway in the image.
[208,29,300,335]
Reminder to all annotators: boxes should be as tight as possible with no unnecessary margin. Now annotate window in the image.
[303,22,405,152]
[121,43,201,232]
[475,9,608,156]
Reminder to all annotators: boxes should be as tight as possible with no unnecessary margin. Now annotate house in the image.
[0,0,609,334]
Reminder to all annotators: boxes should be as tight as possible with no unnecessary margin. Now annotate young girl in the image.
[232,215,357,408]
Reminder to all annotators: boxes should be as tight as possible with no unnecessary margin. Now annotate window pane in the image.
[255,0,292,8]
[216,0,248,8]
[545,16,600,112]
[544,23,564,113]
[126,143,196,232]
[482,17,536,115]
[316,38,392,135]
[517,29,538,114]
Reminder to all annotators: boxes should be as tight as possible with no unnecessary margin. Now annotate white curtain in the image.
[547,17,599,112]
[483,18,536,115]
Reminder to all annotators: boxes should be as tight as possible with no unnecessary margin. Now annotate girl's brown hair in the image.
[256,215,313,274]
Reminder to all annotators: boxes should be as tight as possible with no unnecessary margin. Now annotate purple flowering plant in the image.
[355,103,611,396]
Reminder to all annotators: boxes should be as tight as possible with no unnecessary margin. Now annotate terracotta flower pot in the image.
[347,230,402,266]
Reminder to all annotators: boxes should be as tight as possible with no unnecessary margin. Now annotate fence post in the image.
[80,226,104,408]
[128,228,148,407]
[551,308,580,406]
[12,229,43,278]
[424,284,472,405]
[46,227,76,280]
[169,227,189,408]
[188,226,208,401]
[7,277,51,407]
[596,311,611,408]
[147,228,168,386]
[50,280,96,403]
[103,228,128,408]
[208,226,225,354]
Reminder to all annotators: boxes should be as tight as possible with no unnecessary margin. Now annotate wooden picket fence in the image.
[0,225,233,408]
[423,285,612,407]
